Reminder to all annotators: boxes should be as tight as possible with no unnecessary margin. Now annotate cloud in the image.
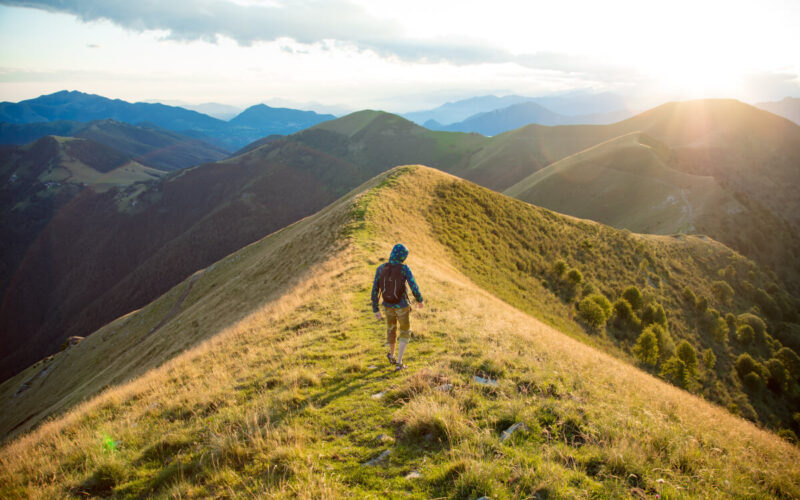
[1,0,624,78]
[86,43,101,48]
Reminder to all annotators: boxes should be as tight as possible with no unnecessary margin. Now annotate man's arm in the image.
[404,265,423,304]
[371,264,383,313]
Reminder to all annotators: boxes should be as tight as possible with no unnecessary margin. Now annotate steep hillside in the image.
[503,132,800,276]
[74,120,229,171]
[1,167,797,498]
[0,136,164,301]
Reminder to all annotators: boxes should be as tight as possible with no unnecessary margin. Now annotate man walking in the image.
[371,244,423,371]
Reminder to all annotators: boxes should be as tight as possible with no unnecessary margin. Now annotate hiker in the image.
[371,244,423,370]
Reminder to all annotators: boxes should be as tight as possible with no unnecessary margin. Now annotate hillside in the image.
[74,120,229,171]
[4,101,800,384]
[1,167,798,498]
[503,132,800,276]
[0,136,165,317]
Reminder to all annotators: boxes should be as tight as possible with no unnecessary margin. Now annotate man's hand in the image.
[416,302,423,310]
[374,311,383,321]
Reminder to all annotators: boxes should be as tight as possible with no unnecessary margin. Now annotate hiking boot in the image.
[386,352,397,365]
[394,363,406,372]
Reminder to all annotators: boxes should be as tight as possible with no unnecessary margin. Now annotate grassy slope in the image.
[1,166,798,499]
[504,131,755,235]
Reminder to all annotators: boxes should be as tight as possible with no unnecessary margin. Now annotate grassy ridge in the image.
[1,166,798,498]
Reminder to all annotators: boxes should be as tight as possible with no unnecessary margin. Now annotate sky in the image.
[1,0,799,113]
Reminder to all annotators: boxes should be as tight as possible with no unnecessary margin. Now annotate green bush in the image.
[766,359,787,393]
[645,324,674,361]
[586,293,611,319]
[612,298,640,334]
[566,268,583,286]
[736,324,755,345]
[633,329,659,367]
[676,340,698,376]
[737,313,766,339]
[578,297,607,330]
[661,356,690,388]
[775,347,800,380]
[553,260,567,277]
[622,286,643,311]
[735,353,767,384]
[695,295,708,313]
[682,286,696,305]
[641,302,667,329]
[743,371,762,390]
[702,348,716,370]
[712,280,734,304]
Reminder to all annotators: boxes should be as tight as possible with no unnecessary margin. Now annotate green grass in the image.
[1,166,798,498]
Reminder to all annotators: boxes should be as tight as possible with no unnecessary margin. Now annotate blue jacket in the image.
[371,244,423,312]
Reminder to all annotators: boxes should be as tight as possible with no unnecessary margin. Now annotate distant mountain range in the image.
[426,101,633,135]
[404,91,629,126]
[756,97,800,125]
[0,91,336,150]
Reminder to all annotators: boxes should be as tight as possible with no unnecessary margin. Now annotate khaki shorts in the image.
[384,306,411,343]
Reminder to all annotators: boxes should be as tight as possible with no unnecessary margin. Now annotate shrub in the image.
[578,297,607,330]
[612,298,640,333]
[765,358,787,393]
[633,329,659,367]
[661,356,690,388]
[586,293,612,318]
[676,340,698,376]
[702,348,716,370]
[553,260,567,277]
[736,324,755,345]
[711,317,728,343]
[695,296,708,313]
[742,371,762,390]
[682,286,696,305]
[712,281,734,304]
[566,268,583,286]
[724,313,737,330]
[737,313,766,339]
[641,302,667,329]
[646,324,674,361]
[622,286,643,311]
[775,347,800,380]
[735,353,760,379]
